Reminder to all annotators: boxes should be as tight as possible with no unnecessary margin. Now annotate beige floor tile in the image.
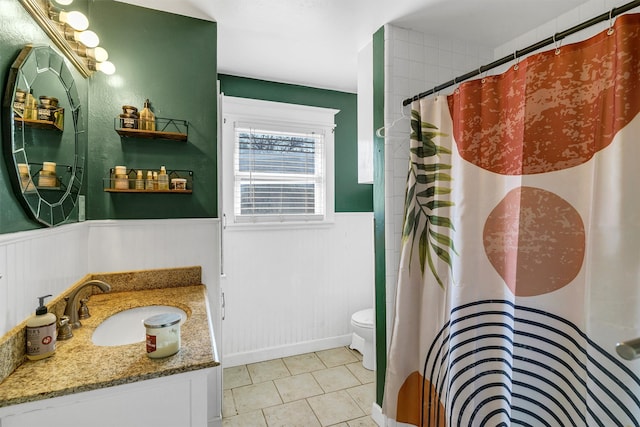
[263,399,322,427]
[347,347,364,361]
[345,362,375,384]
[313,365,361,393]
[347,416,378,427]
[327,424,349,427]
[248,358,291,383]
[222,410,267,427]
[346,383,375,414]
[224,365,252,389]
[316,347,359,367]
[307,390,365,426]
[283,352,327,375]
[233,381,283,413]
[274,372,324,402]
[223,389,238,417]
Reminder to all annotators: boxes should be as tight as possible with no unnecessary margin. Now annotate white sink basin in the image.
[92,305,187,347]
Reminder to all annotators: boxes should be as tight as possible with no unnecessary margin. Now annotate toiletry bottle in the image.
[25,89,38,120]
[139,99,156,131]
[13,89,26,118]
[146,170,153,190]
[158,165,169,190]
[135,170,145,190]
[152,171,159,190]
[26,295,57,361]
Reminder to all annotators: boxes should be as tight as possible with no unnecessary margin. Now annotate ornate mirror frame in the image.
[2,45,85,227]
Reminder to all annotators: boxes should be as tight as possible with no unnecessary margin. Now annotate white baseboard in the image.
[372,402,385,426]
[208,415,222,427]
[222,334,352,367]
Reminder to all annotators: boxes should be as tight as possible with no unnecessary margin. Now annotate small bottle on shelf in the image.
[152,171,159,190]
[145,171,153,190]
[135,170,145,190]
[25,89,38,120]
[139,99,156,131]
[158,166,169,190]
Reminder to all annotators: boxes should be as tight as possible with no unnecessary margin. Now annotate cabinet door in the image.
[1,373,208,427]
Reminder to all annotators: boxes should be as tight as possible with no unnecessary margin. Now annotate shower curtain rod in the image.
[402,0,640,106]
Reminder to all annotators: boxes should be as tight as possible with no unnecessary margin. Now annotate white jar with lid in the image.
[144,313,181,358]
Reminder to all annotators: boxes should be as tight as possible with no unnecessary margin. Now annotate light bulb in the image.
[95,61,116,75]
[59,10,88,31]
[54,0,73,5]
[76,30,99,48]
[89,47,108,62]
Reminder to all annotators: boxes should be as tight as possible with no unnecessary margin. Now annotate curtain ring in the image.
[553,33,562,55]
[608,8,615,35]
[513,52,519,71]
[479,66,487,83]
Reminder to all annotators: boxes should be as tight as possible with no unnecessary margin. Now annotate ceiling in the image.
[117,0,590,93]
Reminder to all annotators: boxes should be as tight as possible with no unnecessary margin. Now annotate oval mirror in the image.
[2,45,84,227]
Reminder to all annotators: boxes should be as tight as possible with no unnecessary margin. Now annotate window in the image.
[222,96,338,225]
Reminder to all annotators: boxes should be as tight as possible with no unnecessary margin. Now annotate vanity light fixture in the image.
[84,46,109,62]
[64,27,99,48]
[18,0,116,77]
[88,60,115,75]
[49,7,88,30]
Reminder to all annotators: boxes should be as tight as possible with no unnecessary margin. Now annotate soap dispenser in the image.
[139,98,156,131]
[26,294,57,361]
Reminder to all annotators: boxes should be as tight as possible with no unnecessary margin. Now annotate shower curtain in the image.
[383,13,640,427]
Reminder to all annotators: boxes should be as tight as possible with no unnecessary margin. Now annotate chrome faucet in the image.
[64,279,111,329]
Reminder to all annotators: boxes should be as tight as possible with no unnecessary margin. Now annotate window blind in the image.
[234,126,325,220]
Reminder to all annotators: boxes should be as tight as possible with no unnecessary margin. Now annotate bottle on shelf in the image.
[152,171,159,190]
[25,89,38,120]
[145,171,153,190]
[158,166,169,190]
[135,170,145,190]
[13,89,26,118]
[139,99,156,131]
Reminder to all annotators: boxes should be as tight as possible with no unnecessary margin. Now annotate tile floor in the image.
[223,346,377,427]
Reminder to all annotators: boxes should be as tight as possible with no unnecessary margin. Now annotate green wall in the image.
[87,2,217,219]
[218,74,373,213]
[372,26,386,404]
[0,0,88,233]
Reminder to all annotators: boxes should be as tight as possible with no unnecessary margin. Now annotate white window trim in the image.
[221,95,338,229]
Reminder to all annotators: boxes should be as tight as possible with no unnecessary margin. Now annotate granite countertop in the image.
[0,284,219,408]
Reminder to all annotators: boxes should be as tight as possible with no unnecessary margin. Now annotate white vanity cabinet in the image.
[0,369,213,427]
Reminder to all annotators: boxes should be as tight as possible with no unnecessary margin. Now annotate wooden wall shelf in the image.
[115,118,188,141]
[104,189,192,194]
[15,117,63,132]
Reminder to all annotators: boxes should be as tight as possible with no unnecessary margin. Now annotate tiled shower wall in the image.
[382,24,493,342]
[382,0,639,350]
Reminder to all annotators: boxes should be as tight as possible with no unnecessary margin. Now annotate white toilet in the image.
[350,308,375,370]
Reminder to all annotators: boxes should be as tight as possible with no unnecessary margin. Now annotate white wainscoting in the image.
[0,223,88,337]
[222,212,375,367]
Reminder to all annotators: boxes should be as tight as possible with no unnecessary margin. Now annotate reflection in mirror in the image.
[2,45,85,227]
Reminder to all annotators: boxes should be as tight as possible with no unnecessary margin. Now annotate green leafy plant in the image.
[402,109,457,287]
